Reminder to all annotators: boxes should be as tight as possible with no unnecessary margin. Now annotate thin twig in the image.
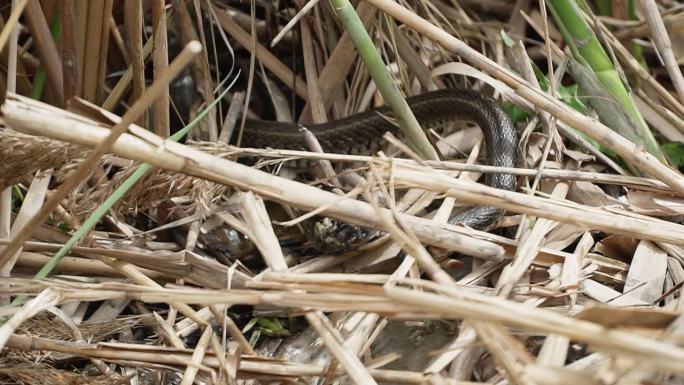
[640,0,684,103]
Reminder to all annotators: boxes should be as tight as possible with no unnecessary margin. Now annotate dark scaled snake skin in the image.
[241,89,518,230]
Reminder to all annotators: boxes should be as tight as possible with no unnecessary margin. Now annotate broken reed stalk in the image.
[152,0,170,137]
[0,132,672,197]
[270,0,321,47]
[31,81,233,281]
[298,1,377,124]
[2,96,505,259]
[362,0,684,194]
[391,167,684,245]
[24,0,65,106]
[179,326,212,385]
[6,280,684,375]
[0,289,61,348]
[239,191,378,385]
[122,0,145,124]
[82,0,104,102]
[221,146,671,191]
[299,10,327,123]
[96,0,114,104]
[0,0,29,54]
[4,333,428,384]
[0,41,202,268]
[60,0,77,100]
[211,3,309,100]
[639,0,684,103]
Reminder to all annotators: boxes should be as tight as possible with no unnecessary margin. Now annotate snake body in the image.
[241,89,517,230]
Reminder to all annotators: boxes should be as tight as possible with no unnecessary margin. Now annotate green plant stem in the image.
[30,14,61,100]
[627,0,646,66]
[329,0,438,160]
[548,0,665,162]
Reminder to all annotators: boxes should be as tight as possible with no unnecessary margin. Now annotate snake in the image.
[240,89,517,232]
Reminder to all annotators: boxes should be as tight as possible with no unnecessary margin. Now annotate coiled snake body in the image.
[241,89,517,231]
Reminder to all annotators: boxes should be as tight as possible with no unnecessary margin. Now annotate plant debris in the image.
[1,1,684,384]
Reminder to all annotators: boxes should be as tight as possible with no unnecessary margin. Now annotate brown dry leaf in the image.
[568,181,621,208]
[593,235,639,261]
[576,304,678,329]
[525,133,547,166]
[4,0,684,383]
[626,190,684,216]
[668,14,684,65]
[544,223,586,251]
[563,148,595,163]
[435,126,482,159]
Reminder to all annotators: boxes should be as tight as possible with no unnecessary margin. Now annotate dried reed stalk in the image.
[364,0,684,194]
[152,0,170,137]
[82,0,104,102]
[2,97,504,259]
[0,0,29,53]
[24,0,64,106]
[123,0,145,125]
[4,332,429,384]
[392,167,684,245]
[211,3,309,100]
[96,0,113,104]
[640,0,684,103]
[0,42,202,267]
[60,0,77,100]
[5,279,684,375]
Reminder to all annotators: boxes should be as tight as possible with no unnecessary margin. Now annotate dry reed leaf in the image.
[576,304,678,329]
[0,367,120,385]
[567,181,621,208]
[581,279,649,307]
[3,1,684,384]
[543,223,586,251]
[626,190,684,216]
[593,234,639,261]
[623,241,668,303]
[0,172,52,278]
[634,94,684,142]
[431,62,516,99]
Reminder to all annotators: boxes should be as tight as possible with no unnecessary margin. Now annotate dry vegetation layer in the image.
[1,0,684,384]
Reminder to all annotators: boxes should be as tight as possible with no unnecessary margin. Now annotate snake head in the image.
[202,226,255,260]
[311,217,372,254]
